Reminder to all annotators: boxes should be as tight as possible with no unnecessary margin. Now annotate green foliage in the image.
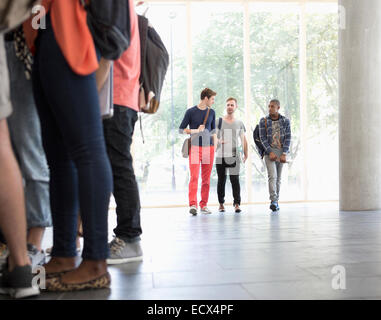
[134,8,338,188]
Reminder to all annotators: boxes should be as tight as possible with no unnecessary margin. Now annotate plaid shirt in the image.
[259,114,291,155]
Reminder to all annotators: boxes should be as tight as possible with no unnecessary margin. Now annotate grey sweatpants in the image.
[264,148,284,202]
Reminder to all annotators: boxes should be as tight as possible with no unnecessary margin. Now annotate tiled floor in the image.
[3,202,381,300]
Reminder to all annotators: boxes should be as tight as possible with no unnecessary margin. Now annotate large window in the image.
[132,1,339,207]
[134,3,188,206]
[249,3,302,202]
[306,3,338,200]
[191,3,245,205]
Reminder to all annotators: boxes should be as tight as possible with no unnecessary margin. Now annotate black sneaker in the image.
[270,201,279,212]
[0,263,40,299]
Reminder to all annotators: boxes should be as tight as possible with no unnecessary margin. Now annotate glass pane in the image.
[249,3,302,202]
[190,2,245,205]
[133,3,188,206]
[306,3,339,200]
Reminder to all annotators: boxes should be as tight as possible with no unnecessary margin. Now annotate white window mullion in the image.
[243,1,253,203]
[186,1,193,108]
[299,2,308,201]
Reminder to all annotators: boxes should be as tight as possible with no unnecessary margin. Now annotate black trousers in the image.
[216,158,241,206]
[103,105,142,241]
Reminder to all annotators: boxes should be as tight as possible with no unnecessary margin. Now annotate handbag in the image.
[182,107,211,158]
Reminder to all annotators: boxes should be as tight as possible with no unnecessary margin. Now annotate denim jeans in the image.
[216,158,241,205]
[0,35,11,120]
[32,16,113,260]
[5,41,51,229]
[103,105,142,241]
[264,155,284,202]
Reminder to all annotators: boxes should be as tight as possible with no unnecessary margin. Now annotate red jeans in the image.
[188,145,215,208]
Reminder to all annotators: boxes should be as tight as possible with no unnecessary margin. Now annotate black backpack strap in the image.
[217,117,223,139]
[218,117,223,130]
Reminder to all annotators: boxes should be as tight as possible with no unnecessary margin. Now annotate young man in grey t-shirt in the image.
[215,97,248,213]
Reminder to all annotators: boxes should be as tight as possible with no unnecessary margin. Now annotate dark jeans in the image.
[103,105,142,241]
[32,16,113,260]
[216,158,241,206]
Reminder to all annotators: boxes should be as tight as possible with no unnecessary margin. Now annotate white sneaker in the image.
[200,207,212,214]
[189,206,197,216]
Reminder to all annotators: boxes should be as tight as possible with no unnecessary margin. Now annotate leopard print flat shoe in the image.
[46,269,76,280]
[45,272,111,292]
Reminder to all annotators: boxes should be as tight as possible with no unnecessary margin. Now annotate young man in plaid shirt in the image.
[259,99,291,212]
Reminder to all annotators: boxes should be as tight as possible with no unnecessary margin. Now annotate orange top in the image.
[113,0,141,111]
[24,0,98,76]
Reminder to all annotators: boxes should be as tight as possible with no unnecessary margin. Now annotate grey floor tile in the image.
[126,284,254,300]
[33,203,381,300]
[243,277,381,300]
[153,266,318,289]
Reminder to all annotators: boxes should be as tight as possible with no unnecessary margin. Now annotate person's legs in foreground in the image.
[0,35,39,298]
[103,106,143,264]
[200,146,215,214]
[5,40,51,267]
[188,146,201,215]
[32,18,112,289]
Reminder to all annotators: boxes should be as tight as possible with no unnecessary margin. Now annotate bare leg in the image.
[27,227,45,251]
[61,260,107,284]
[0,119,30,270]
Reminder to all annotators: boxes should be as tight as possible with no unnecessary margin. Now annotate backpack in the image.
[0,0,37,33]
[253,118,267,159]
[138,15,169,114]
[80,0,131,60]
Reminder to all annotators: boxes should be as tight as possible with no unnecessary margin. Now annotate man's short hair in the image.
[226,97,237,105]
[201,88,217,100]
[269,99,280,107]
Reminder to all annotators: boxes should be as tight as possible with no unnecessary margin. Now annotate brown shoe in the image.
[234,204,242,213]
[45,272,111,292]
[45,269,76,280]
[219,204,225,212]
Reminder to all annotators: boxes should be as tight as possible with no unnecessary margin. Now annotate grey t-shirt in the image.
[270,119,283,157]
[216,118,246,158]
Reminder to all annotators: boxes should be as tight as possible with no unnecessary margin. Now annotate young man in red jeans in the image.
[179,88,217,215]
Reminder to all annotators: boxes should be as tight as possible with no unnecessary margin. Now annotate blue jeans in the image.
[264,155,284,202]
[32,16,113,260]
[5,41,51,229]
